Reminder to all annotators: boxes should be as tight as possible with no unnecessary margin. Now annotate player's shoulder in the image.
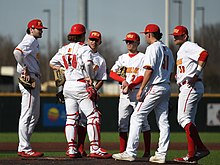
[95,52,106,62]
[78,44,90,52]
[19,34,36,46]
[120,53,130,58]
[137,52,145,56]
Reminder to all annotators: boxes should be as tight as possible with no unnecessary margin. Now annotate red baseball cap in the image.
[140,24,160,33]
[123,32,140,41]
[68,24,86,35]
[89,31,102,41]
[27,19,47,29]
[169,25,188,36]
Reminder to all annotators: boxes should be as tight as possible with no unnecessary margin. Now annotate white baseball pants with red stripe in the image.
[126,83,171,157]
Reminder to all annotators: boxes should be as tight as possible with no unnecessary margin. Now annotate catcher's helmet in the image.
[68,24,86,35]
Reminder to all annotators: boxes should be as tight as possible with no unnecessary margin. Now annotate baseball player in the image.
[112,24,174,163]
[109,32,151,158]
[170,25,210,164]
[49,24,111,159]
[13,19,47,157]
[77,31,107,156]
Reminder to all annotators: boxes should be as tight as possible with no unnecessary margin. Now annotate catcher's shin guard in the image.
[87,109,101,152]
[65,112,79,151]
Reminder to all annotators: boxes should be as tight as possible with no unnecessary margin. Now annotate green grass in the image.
[0,132,219,165]
[0,132,219,143]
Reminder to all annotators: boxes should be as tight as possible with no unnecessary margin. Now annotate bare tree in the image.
[0,36,16,66]
[194,23,220,93]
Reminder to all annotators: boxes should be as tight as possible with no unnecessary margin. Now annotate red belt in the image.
[77,78,86,83]
[178,79,202,87]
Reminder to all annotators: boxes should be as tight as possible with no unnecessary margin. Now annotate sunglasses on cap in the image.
[125,40,135,44]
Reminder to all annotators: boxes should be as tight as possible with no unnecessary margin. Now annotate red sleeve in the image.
[109,71,125,83]
[198,50,208,62]
[128,76,143,89]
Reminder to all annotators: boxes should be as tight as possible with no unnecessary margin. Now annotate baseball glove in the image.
[53,68,66,87]
[116,66,127,78]
[87,86,99,102]
[56,91,65,104]
[18,77,36,89]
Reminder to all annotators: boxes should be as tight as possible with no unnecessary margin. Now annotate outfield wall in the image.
[0,93,220,132]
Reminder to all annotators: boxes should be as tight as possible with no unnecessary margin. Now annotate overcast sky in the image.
[0,0,220,53]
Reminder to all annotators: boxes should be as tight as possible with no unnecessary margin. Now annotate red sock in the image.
[184,122,196,157]
[77,125,87,152]
[119,132,128,153]
[190,124,207,151]
[143,130,151,155]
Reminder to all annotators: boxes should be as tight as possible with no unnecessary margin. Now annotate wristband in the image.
[195,65,203,76]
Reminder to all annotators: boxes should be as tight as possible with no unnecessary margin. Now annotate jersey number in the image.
[178,65,185,73]
[162,46,169,70]
[63,54,77,69]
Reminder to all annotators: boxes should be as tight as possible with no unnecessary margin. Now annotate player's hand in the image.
[85,77,93,86]
[187,75,199,88]
[52,65,61,71]
[136,89,143,102]
[21,67,30,82]
[121,80,129,89]
[122,86,129,94]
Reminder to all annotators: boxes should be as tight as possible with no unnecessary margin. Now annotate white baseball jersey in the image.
[50,42,92,80]
[176,41,205,84]
[15,34,41,75]
[111,52,150,132]
[143,41,174,85]
[111,52,145,89]
[84,45,107,81]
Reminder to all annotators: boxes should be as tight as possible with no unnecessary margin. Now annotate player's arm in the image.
[94,80,103,91]
[13,48,30,81]
[109,71,125,83]
[136,67,153,102]
[128,76,144,89]
[13,48,25,67]
[84,60,95,86]
[196,50,209,75]
[188,50,209,87]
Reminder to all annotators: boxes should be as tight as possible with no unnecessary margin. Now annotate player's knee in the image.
[66,111,79,125]
[118,118,129,132]
[87,109,101,125]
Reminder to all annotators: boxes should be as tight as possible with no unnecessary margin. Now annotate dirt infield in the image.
[0,157,205,165]
[1,142,219,152]
[1,142,219,165]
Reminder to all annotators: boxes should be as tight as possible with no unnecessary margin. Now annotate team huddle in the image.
[13,19,210,164]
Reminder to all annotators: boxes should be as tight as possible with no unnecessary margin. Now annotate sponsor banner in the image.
[207,103,220,126]
[43,103,66,126]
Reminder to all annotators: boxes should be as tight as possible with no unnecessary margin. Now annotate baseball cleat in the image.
[88,148,112,159]
[142,153,151,160]
[69,152,82,158]
[66,150,69,156]
[173,155,197,164]
[194,150,210,161]
[79,150,88,157]
[112,151,135,161]
[149,155,166,164]
[68,147,82,158]
[17,152,22,156]
[20,150,44,158]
